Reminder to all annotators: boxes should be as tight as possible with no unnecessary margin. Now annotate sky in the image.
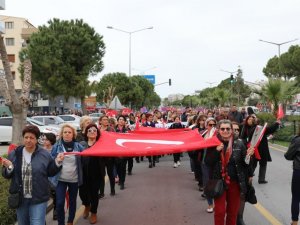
[2,0,300,98]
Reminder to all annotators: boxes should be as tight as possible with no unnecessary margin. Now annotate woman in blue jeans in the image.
[285,131,300,225]
[2,125,64,225]
[51,124,84,225]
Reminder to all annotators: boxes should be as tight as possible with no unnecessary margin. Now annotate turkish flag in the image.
[122,108,132,116]
[78,129,221,157]
[106,109,118,117]
[277,104,284,120]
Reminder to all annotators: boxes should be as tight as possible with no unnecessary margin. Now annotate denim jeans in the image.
[17,198,47,225]
[56,181,79,225]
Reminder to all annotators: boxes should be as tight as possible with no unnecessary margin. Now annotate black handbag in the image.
[245,184,257,204]
[204,179,225,199]
[8,191,22,209]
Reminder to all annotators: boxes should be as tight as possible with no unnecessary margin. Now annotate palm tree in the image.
[261,78,299,114]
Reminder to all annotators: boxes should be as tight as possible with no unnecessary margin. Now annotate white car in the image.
[0,117,60,144]
[58,114,81,130]
[89,113,103,117]
[32,115,65,126]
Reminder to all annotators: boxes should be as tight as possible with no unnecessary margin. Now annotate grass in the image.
[272,140,290,147]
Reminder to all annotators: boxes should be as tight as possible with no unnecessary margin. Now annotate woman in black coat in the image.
[240,115,280,184]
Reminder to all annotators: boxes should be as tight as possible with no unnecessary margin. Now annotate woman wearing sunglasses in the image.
[205,120,254,225]
[79,123,104,224]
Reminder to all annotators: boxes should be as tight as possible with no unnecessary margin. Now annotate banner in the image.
[76,129,221,157]
[249,123,268,160]
[277,104,284,120]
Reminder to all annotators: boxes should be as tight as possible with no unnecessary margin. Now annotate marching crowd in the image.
[1,105,300,225]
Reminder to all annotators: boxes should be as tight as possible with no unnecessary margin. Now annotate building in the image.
[0,15,38,91]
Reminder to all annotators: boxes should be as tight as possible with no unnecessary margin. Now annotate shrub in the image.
[0,166,17,225]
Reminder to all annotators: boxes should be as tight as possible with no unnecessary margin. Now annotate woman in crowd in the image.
[79,123,104,224]
[190,115,207,188]
[76,116,93,142]
[285,130,300,225]
[205,120,253,225]
[115,115,130,190]
[2,125,64,225]
[98,115,116,196]
[169,116,186,168]
[200,117,217,213]
[43,132,59,220]
[240,114,280,184]
[51,124,85,225]
[142,114,157,168]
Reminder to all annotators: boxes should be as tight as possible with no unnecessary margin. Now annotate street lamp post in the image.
[107,26,153,76]
[259,38,298,80]
[259,38,298,58]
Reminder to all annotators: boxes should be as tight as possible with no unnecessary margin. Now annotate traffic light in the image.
[230,74,234,83]
[169,78,172,86]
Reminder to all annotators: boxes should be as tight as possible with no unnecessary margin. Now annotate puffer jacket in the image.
[285,135,300,170]
[205,137,250,195]
[2,145,61,205]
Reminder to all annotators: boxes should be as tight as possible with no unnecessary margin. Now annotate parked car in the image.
[0,117,60,144]
[58,114,81,130]
[89,113,103,117]
[32,115,65,126]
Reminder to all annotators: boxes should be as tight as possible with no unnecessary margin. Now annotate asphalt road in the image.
[44,144,293,225]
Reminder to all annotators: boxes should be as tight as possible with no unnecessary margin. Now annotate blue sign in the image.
[143,75,155,85]
[74,103,81,109]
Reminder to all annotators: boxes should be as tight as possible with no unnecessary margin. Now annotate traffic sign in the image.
[143,75,155,85]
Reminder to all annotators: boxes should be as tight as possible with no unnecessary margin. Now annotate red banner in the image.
[277,104,284,120]
[76,129,221,157]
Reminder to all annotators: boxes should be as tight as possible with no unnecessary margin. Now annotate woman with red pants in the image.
[205,120,254,225]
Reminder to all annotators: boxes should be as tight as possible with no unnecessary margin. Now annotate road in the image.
[42,143,293,225]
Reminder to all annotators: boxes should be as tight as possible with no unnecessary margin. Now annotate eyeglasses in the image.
[208,123,216,127]
[233,129,239,132]
[87,128,97,133]
[220,127,231,131]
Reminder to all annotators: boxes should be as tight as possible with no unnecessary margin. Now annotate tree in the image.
[0,36,32,145]
[260,78,299,114]
[25,18,105,112]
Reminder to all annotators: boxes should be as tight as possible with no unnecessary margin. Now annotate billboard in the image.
[143,75,155,85]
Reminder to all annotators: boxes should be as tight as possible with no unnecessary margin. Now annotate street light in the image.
[259,38,298,57]
[206,82,216,88]
[259,38,298,81]
[107,26,153,76]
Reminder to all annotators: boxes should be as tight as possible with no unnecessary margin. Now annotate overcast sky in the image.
[3,0,300,98]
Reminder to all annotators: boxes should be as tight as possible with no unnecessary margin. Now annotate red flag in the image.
[122,108,132,116]
[77,129,221,157]
[277,104,284,120]
[106,109,118,117]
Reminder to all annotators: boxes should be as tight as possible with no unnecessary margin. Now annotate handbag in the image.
[204,179,225,199]
[8,191,22,209]
[245,184,257,204]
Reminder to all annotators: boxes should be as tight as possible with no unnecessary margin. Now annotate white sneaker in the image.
[173,163,178,168]
[177,161,181,166]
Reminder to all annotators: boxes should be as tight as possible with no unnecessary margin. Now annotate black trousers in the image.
[127,157,133,173]
[292,169,300,221]
[173,153,180,163]
[116,158,127,185]
[79,177,101,214]
[99,158,115,194]
[253,158,267,182]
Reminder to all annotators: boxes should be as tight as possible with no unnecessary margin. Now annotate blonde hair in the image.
[80,116,92,131]
[60,123,77,140]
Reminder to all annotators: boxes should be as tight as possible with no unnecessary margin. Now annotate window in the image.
[8,54,15,63]
[12,71,15,80]
[5,38,14,46]
[5,22,14,29]
[0,118,12,126]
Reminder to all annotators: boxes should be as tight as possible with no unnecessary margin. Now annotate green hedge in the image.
[0,166,17,225]
[256,113,300,142]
